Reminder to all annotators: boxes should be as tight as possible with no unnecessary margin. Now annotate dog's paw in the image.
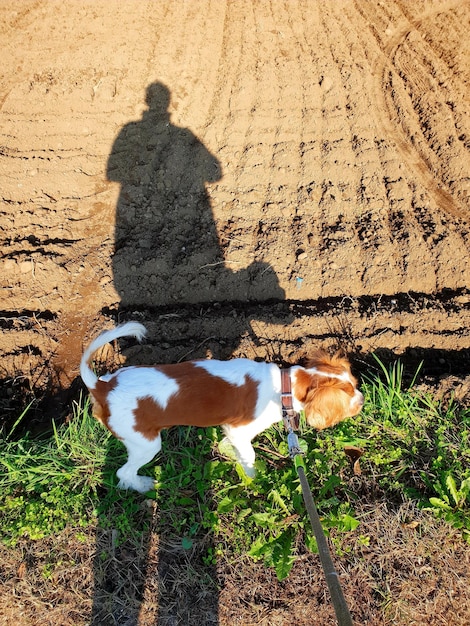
[244,465,256,479]
[218,437,238,460]
[117,475,155,494]
[235,462,256,480]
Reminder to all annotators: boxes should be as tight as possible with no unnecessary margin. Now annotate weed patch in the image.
[355,357,470,539]
[0,358,468,581]
[0,396,147,546]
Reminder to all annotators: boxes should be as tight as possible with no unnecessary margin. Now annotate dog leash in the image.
[281,369,354,626]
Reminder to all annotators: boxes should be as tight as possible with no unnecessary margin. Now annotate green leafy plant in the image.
[196,422,359,580]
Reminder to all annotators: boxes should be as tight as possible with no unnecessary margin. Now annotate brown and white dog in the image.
[80,322,364,493]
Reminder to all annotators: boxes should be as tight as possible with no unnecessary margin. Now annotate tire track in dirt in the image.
[207,1,395,298]
[355,0,469,221]
[331,0,469,292]
[200,0,469,304]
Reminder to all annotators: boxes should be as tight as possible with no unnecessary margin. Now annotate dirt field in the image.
[1,0,469,399]
[1,0,469,624]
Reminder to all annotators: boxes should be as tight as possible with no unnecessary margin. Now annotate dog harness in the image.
[280,368,302,457]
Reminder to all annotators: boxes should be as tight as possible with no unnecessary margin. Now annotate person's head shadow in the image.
[91,81,291,625]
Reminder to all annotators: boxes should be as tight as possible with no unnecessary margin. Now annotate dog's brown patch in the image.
[132,362,259,441]
[89,376,120,437]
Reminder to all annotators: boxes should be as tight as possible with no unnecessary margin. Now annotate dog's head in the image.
[293,351,364,429]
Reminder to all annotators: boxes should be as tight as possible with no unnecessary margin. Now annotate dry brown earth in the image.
[1,0,469,397]
[0,1,469,624]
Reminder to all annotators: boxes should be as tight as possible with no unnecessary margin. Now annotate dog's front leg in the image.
[222,426,256,477]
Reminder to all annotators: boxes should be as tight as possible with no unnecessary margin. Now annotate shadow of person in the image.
[91,81,289,625]
[108,81,285,309]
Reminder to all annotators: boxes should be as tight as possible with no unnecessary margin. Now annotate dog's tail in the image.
[80,322,147,390]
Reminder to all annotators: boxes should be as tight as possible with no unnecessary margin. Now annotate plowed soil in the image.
[1,0,469,402]
[0,1,469,624]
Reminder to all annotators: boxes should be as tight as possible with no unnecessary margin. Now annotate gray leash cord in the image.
[285,419,354,626]
[297,463,353,626]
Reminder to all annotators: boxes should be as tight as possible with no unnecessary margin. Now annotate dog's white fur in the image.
[80,322,363,493]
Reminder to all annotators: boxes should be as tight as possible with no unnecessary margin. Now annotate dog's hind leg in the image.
[116,436,161,493]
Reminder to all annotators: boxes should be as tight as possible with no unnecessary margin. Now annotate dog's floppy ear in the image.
[293,368,315,403]
[304,380,354,429]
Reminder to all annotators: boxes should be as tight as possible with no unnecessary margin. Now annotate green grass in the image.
[0,395,146,546]
[1,358,469,580]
